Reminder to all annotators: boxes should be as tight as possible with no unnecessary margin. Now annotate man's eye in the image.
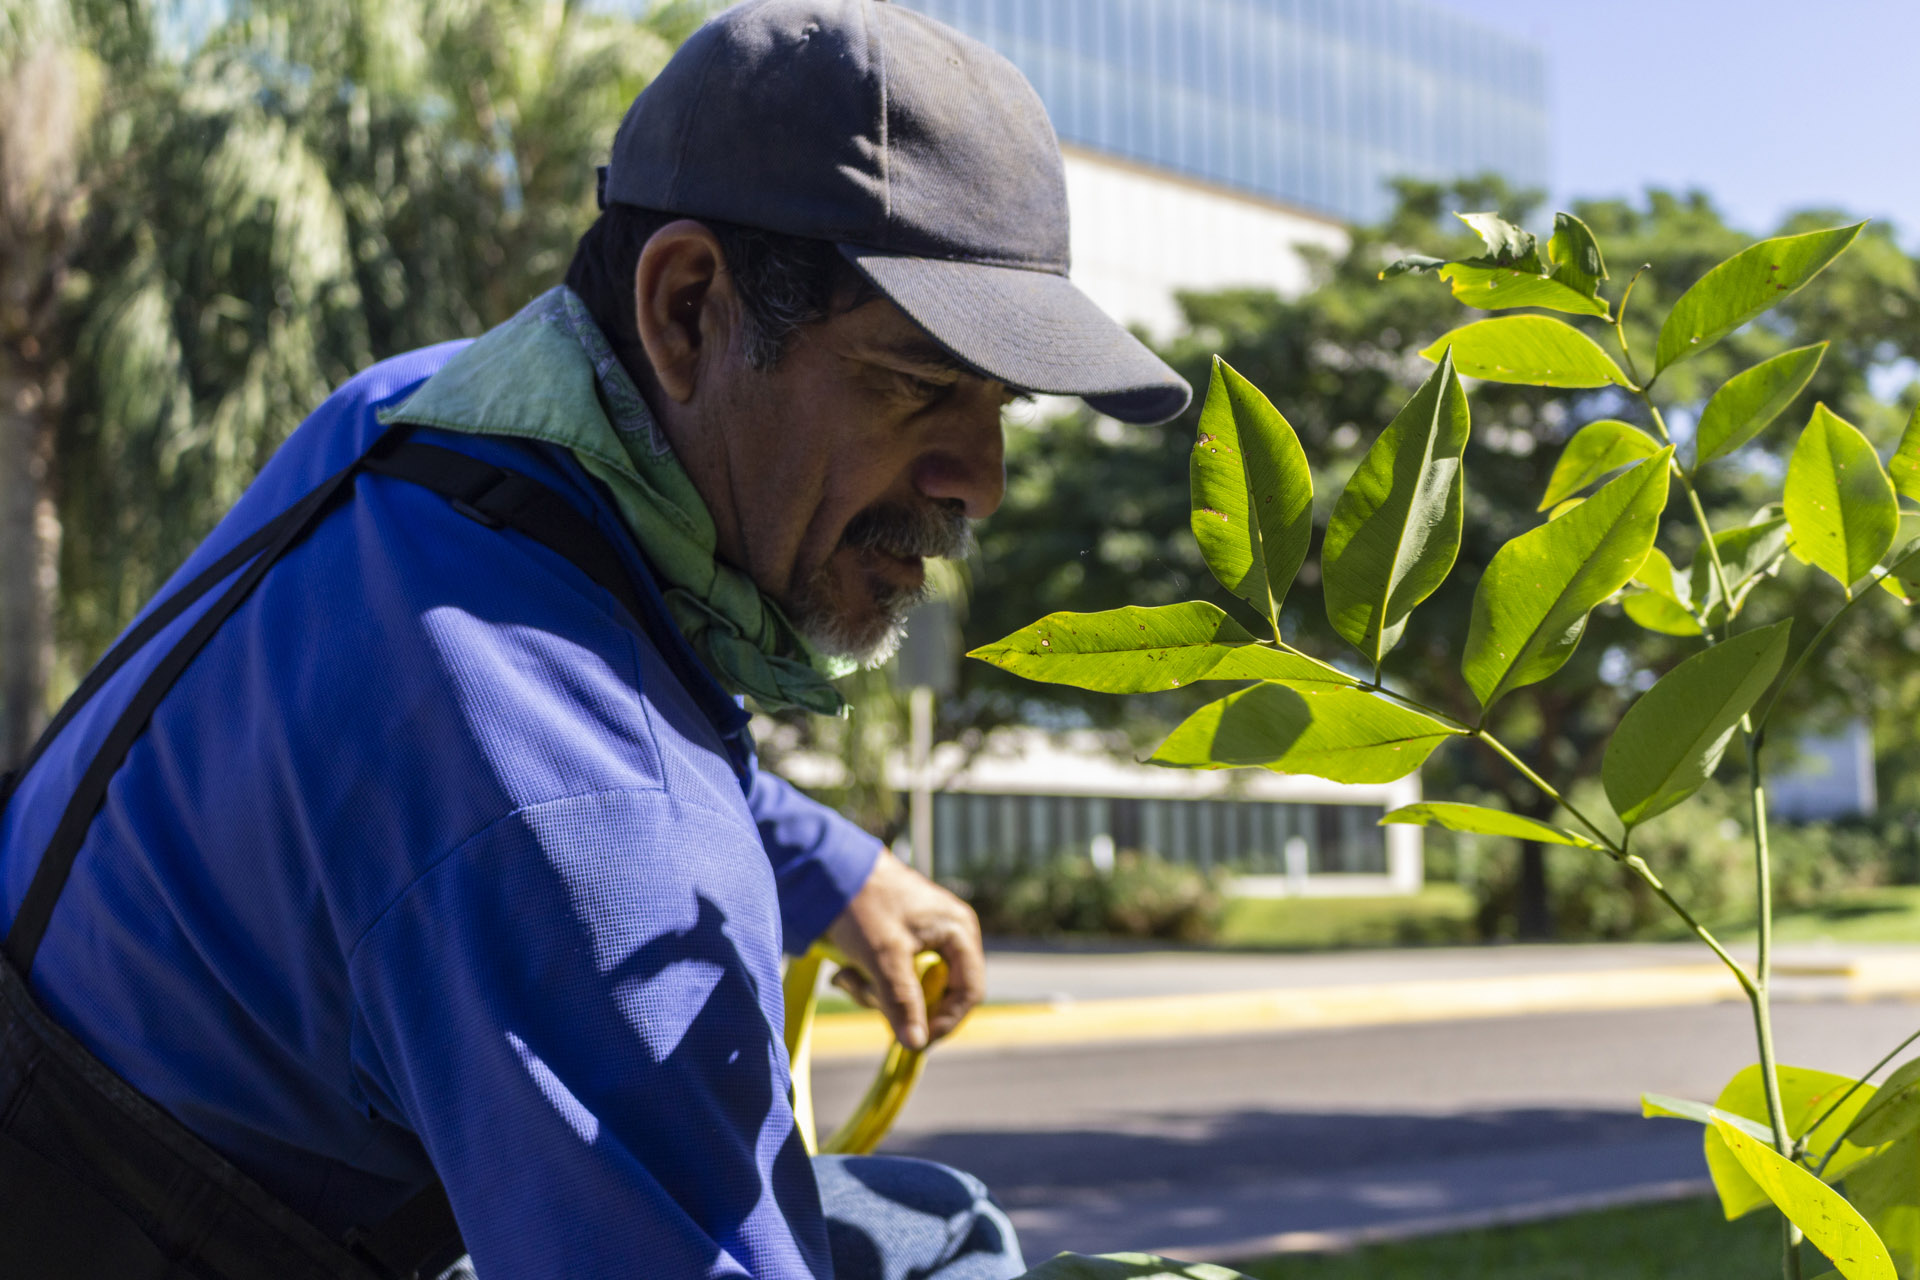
[896,372,954,402]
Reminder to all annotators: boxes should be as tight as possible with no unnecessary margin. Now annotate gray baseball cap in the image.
[600,0,1192,425]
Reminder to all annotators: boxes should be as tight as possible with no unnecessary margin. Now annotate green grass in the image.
[1725,884,1920,945]
[1231,1197,1783,1280]
[1216,885,1478,951]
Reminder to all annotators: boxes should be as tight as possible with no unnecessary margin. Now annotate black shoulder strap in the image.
[0,433,663,1280]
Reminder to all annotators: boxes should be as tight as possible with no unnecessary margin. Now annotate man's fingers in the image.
[831,966,878,1010]
[867,945,930,1051]
[925,918,987,1040]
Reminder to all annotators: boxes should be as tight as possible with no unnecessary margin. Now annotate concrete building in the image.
[893,0,1550,334]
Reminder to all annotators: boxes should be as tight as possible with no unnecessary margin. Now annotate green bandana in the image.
[379,287,848,715]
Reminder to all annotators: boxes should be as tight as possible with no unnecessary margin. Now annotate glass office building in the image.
[894,0,1548,225]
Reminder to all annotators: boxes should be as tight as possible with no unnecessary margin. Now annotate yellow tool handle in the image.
[782,942,947,1156]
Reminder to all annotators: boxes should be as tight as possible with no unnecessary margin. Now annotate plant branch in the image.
[1808,1025,1920,1178]
[1473,730,1756,991]
[1613,264,1651,389]
[1641,401,1733,636]
[1755,542,1920,738]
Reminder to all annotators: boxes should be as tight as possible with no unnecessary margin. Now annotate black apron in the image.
[0,430,669,1278]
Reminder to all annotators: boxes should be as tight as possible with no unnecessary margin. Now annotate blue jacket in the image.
[0,340,881,1277]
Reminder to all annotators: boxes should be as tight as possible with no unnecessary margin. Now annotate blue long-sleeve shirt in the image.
[0,340,881,1277]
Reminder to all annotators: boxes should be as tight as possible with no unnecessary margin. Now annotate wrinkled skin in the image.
[631,220,1005,1043]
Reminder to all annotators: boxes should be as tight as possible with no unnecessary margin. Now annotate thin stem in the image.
[1614,264,1651,389]
[1641,401,1733,636]
[1473,730,1615,850]
[1618,850,1756,993]
[1809,1025,1920,1178]
[1471,728,1755,990]
[1745,732,1802,1280]
[1755,542,1920,736]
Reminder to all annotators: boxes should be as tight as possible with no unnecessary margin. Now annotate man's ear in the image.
[633,220,738,404]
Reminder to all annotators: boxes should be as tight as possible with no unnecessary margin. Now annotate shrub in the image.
[956,852,1224,942]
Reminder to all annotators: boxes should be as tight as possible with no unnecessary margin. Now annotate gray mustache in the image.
[842,500,973,561]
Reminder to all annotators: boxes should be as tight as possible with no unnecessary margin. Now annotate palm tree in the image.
[2,0,686,761]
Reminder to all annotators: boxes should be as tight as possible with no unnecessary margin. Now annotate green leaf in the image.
[1381,801,1603,850]
[1641,1093,1776,1143]
[1538,419,1662,511]
[1710,1116,1895,1280]
[1548,497,1585,520]
[1656,223,1865,372]
[1150,683,1458,784]
[1461,451,1672,708]
[1456,211,1543,268]
[1845,1135,1920,1280]
[1387,212,1610,318]
[1013,1254,1252,1280]
[1602,620,1790,827]
[1850,1059,1920,1148]
[1785,403,1900,596]
[966,603,1353,694]
[1693,344,1828,472]
[1881,516,1920,605]
[1690,516,1791,624]
[1547,211,1608,302]
[1623,590,1702,637]
[1636,547,1692,604]
[1191,359,1314,627]
[1891,403,1920,505]
[1705,1065,1882,1219]
[1322,353,1471,668]
[1421,315,1632,389]
[1437,265,1610,318]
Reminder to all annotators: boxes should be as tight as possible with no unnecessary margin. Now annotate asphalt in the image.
[807,942,1920,1263]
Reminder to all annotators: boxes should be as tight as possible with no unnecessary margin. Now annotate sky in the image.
[1431,0,1920,243]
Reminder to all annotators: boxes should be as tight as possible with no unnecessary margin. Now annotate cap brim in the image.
[838,247,1193,425]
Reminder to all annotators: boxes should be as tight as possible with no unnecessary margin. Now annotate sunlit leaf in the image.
[1846,1135,1920,1280]
[1690,516,1791,624]
[1655,223,1865,372]
[1547,211,1608,303]
[1191,359,1314,628]
[1538,419,1663,511]
[1623,550,1700,636]
[1710,1117,1894,1279]
[967,603,1353,694]
[1603,621,1790,826]
[1693,344,1827,472]
[1785,403,1899,596]
[1151,683,1458,784]
[1705,1065,1882,1219]
[1891,403,1920,506]
[1322,353,1470,669]
[1461,452,1671,708]
[1850,1059,1920,1148]
[1381,802,1603,850]
[1421,315,1632,389]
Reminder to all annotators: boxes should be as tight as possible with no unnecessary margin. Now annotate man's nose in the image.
[911,391,1006,519]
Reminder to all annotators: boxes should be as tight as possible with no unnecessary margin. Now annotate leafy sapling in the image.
[973,210,1920,1280]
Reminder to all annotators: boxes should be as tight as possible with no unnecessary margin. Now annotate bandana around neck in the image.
[379,287,849,715]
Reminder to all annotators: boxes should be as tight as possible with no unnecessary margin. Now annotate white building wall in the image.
[1062,146,1351,340]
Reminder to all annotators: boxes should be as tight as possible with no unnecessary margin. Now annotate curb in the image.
[810,962,1751,1060]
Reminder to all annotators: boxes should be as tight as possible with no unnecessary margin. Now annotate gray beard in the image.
[786,499,973,667]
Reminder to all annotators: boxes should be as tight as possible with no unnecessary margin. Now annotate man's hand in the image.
[824,850,985,1050]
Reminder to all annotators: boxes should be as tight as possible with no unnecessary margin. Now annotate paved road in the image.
[814,997,1920,1261]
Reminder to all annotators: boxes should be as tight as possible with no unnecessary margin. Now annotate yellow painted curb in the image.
[809,963,1748,1061]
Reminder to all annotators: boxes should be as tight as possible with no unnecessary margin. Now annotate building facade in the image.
[896,0,1548,227]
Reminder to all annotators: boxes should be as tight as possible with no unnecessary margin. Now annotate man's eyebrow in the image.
[868,336,972,376]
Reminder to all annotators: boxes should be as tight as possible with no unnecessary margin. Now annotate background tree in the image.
[0,0,687,758]
[965,179,1920,938]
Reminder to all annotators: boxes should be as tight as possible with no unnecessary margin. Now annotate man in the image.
[0,1,1189,1276]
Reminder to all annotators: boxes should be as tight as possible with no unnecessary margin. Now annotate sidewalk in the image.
[810,940,1920,1061]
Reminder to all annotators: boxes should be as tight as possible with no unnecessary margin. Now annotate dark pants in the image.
[433,1154,1026,1279]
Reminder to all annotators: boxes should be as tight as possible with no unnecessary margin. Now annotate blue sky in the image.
[1434,0,1920,243]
